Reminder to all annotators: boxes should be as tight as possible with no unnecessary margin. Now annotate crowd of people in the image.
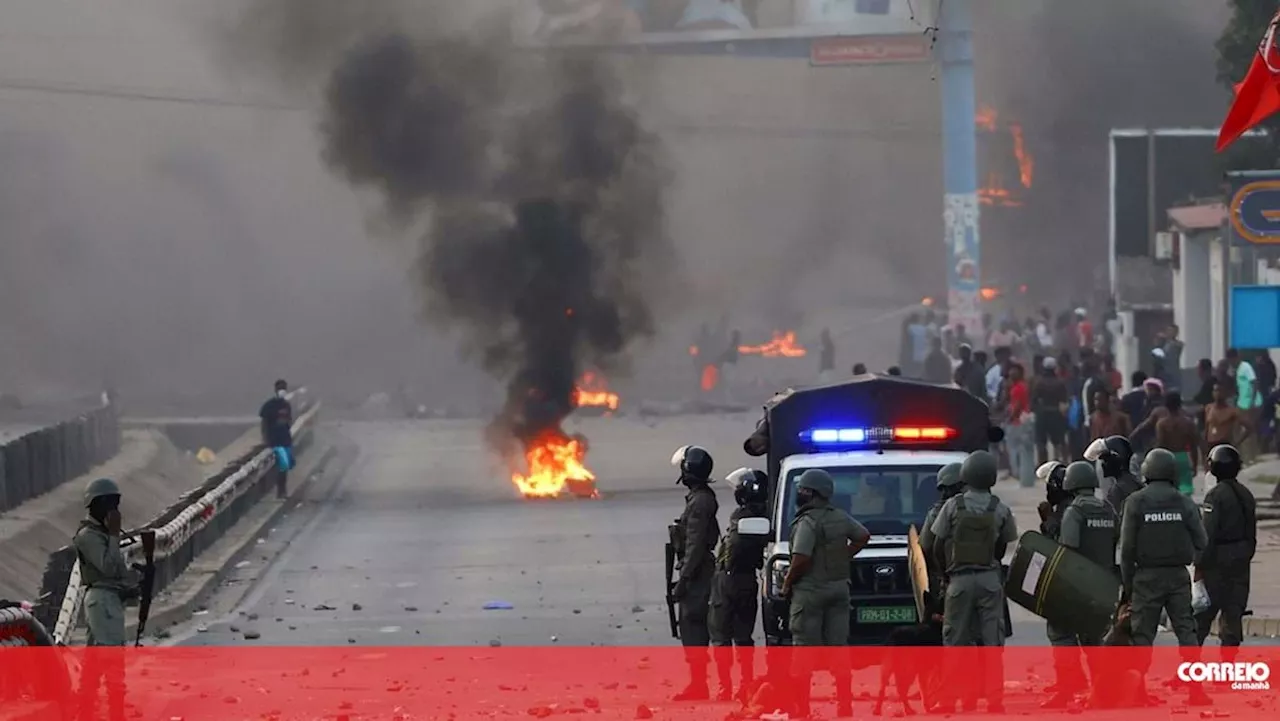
[890,306,1280,496]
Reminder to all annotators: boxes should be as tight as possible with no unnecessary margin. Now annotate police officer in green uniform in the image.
[1043,461,1119,708]
[1119,448,1210,706]
[1194,444,1256,659]
[75,477,139,721]
[919,462,963,612]
[781,469,871,719]
[669,445,720,701]
[928,450,1017,713]
[710,468,770,701]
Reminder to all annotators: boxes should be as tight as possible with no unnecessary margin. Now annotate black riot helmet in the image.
[1037,461,1070,507]
[727,468,769,506]
[671,445,714,484]
[1208,444,1243,481]
[1085,435,1133,478]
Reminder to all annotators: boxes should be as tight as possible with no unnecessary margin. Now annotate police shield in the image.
[907,525,930,624]
[1004,531,1120,639]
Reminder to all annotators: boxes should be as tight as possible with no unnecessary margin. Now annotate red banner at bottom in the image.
[1,647,1277,720]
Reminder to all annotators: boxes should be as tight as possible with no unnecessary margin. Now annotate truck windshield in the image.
[780,466,940,537]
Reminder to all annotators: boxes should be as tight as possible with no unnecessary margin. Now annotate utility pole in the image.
[938,0,982,337]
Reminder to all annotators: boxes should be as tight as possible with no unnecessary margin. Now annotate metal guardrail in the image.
[6,389,319,645]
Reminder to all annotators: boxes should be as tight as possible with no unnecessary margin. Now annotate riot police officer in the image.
[1194,444,1257,659]
[928,450,1017,714]
[75,477,139,721]
[669,445,720,701]
[1043,462,1119,708]
[919,462,963,612]
[710,468,770,701]
[1036,461,1070,539]
[1119,448,1210,706]
[781,469,871,718]
[1085,436,1141,515]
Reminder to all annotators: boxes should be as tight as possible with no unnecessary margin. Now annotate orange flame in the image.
[511,430,599,499]
[700,364,719,392]
[1009,122,1034,189]
[689,345,699,357]
[976,105,998,132]
[978,172,1023,208]
[980,287,1001,301]
[573,371,619,412]
[738,331,807,358]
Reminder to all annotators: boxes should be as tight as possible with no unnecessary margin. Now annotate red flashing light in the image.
[893,427,957,441]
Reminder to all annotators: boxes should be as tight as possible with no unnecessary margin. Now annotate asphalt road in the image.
[161,414,1270,650]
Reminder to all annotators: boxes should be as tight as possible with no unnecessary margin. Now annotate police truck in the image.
[741,375,1002,646]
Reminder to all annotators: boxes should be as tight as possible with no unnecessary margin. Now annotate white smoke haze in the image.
[0,0,1236,410]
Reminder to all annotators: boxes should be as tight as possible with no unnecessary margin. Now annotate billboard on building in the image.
[511,0,938,48]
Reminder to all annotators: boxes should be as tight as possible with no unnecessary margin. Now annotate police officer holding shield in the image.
[1119,448,1210,706]
[669,445,720,701]
[1043,461,1119,708]
[929,450,1018,714]
[75,477,140,721]
[1194,444,1257,659]
[710,468,770,701]
[781,469,871,719]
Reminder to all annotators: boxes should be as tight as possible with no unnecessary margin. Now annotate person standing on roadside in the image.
[1227,348,1262,462]
[1005,363,1035,486]
[1154,392,1201,496]
[818,328,836,384]
[1204,382,1250,456]
[1032,358,1069,464]
[1089,389,1131,441]
[925,335,954,385]
[259,379,295,499]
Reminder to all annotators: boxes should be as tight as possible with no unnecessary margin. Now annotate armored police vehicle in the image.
[743,375,1001,646]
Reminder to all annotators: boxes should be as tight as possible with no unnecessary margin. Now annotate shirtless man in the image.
[1153,391,1201,496]
[1204,381,1251,449]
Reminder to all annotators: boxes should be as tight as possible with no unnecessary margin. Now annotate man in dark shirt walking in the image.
[924,336,953,384]
[259,379,295,499]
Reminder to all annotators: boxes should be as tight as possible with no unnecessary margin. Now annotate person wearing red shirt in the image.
[1076,308,1094,350]
[1004,363,1036,487]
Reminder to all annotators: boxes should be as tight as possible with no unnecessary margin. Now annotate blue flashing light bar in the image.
[800,426,958,445]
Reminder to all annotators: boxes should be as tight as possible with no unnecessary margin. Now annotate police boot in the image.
[673,660,710,701]
[835,674,854,718]
[714,650,734,702]
[791,673,813,719]
[736,646,756,704]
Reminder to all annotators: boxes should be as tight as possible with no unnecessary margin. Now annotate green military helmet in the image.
[84,477,121,508]
[936,462,964,490]
[796,469,835,499]
[960,450,999,490]
[1063,461,1100,492]
[1140,448,1178,483]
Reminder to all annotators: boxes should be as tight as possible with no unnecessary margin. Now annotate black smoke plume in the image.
[316,28,671,469]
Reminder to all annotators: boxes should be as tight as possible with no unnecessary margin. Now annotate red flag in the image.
[1218,16,1280,152]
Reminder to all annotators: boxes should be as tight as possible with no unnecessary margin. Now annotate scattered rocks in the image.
[196,625,209,633]
[489,639,502,647]
[314,604,336,611]
[229,625,241,633]
[243,630,261,641]
[247,613,259,621]
[404,606,419,612]
[631,606,643,613]
[572,609,582,615]
[634,704,653,719]
[352,603,363,611]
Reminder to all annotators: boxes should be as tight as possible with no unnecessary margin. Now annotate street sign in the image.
[1230,178,1280,245]
[1231,286,1280,349]
[511,0,937,51]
